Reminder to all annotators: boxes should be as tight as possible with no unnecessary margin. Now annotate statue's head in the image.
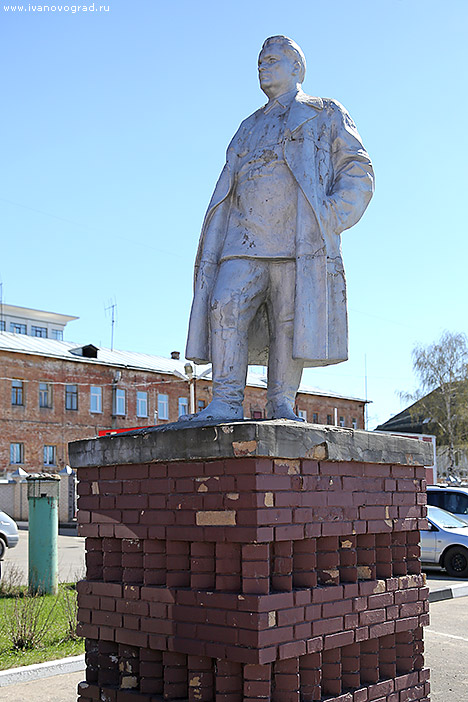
[258,35,306,98]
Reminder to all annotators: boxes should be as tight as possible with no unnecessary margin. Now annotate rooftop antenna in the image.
[105,297,117,351]
[364,354,368,430]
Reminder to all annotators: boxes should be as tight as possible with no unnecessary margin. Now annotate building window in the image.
[10,322,27,334]
[51,329,63,340]
[327,414,333,425]
[32,326,47,338]
[298,409,307,421]
[10,443,24,464]
[197,399,205,413]
[39,382,53,408]
[339,416,345,427]
[352,417,357,429]
[113,388,126,416]
[158,393,169,420]
[137,391,148,418]
[43,445,56,466]
[251,409,263,419]
[178,397,189,417]
[90,386,102,413]
[65,384,78,410]
[11,380,24,406]
[0,320,5,331]
[312,412,319,423]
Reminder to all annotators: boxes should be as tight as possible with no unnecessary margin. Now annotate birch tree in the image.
[404,331,468,471]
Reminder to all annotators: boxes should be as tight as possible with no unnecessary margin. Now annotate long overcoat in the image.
[186,90,374,367]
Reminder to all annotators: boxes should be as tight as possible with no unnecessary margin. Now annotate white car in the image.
[421,506,468,578]
[427,486,468,524]
[0,510,19,559]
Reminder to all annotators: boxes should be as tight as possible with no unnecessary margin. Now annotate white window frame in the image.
[43,445,56,466]
[32,325,47,338]
[10,443,24,464]
[178,397,189,417]
[136,391,148,418]
[39,382,52,409]
[10,322,27,334]
[51,329,63,340]
[113,388,126,416]
[90,386,102,413]
[65,384,78,410]
[298,409,307,421]
[339,416,345,427]
[158,393,169,420]
[11,379,24,406]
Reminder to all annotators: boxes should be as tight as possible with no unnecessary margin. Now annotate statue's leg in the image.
[266,261,304,421]
[189,259,268,422]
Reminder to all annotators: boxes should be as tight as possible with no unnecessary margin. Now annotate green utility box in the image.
[27,474,60,594]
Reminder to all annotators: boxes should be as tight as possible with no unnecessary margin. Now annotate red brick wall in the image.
[75,455,430,702]
[0,351,365,475]
[0,351,188,474]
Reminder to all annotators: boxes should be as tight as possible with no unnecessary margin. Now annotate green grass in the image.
[0,582,85,670]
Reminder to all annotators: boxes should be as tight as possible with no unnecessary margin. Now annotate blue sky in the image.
[1,0,467,429]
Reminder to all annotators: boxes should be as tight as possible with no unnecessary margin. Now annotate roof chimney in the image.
[171,351,180,360]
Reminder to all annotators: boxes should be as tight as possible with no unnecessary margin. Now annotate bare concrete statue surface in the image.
[185,35,374,423]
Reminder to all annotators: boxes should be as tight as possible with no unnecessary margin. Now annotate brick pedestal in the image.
[69,421,431,702]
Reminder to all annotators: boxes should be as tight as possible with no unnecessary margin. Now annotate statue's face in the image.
[258,44,298,98]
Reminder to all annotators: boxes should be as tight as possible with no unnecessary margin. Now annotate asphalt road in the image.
[425,596,468,701]
[2,528,85,585]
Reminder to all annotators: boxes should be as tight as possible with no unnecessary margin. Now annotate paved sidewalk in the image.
[0,670,83,702]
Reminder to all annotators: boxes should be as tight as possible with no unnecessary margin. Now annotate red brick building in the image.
[0,307,366,476]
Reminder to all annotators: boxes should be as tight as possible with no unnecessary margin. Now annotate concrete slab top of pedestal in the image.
[68,420,433,469]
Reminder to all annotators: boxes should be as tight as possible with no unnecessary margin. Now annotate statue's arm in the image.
[326,101,375,234]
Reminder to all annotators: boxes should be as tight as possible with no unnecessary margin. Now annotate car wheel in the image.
[0,539,5,561]
[444,546,468,578]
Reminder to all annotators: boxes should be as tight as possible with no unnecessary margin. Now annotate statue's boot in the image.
[270,401,305,422]
[182,399,243,422]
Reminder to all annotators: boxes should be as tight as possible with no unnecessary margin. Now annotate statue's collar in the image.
[263,87,299,113]
[286,90,324,134]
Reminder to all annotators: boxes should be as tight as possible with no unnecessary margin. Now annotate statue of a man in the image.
[185,35,374,422]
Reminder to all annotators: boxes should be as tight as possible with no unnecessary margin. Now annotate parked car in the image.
[427,485,468,524]
[421,505,468,577]
[0,510,19,559]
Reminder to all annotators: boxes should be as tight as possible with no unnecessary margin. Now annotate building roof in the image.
[0,331,366,402]
[375,396,434,434]
[0,303,78,325]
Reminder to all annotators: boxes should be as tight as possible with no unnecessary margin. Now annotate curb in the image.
[17,521,78,533]
[428,583,468,603]
[0,654,85,687]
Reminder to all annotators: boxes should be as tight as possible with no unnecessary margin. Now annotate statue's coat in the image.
[186,90,374,368]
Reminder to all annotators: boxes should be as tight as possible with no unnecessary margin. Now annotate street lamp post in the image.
[184,362,196,414]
